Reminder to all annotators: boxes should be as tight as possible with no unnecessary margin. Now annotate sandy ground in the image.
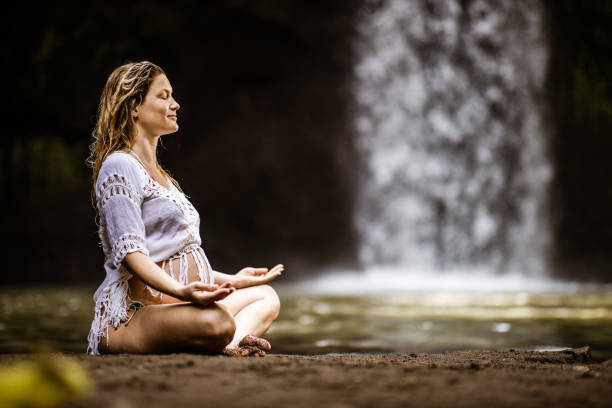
[1,346,611,408]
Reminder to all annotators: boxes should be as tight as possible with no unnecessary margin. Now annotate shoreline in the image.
[1,346,611,407]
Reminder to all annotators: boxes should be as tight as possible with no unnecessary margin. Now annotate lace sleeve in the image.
[96,155,149,270]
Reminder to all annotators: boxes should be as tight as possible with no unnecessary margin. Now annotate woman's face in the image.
[133,74,180,136]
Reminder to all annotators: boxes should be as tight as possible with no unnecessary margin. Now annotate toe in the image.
[222,347,241,357]
[239,334,272,351]
[259,338,272,351]
[238,334,257,347]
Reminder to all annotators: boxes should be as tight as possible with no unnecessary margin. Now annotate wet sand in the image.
[2,346,611,408]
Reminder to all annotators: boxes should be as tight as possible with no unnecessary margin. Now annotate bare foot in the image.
[239,334,272,352]
[222,345,265,357]
[221,335,271,357]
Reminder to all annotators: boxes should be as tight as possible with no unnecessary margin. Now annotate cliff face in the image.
[545,0,612,281]
[4,1,612,283]
[3,1,362,283]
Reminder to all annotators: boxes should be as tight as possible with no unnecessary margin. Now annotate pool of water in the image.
[1,286,611,360]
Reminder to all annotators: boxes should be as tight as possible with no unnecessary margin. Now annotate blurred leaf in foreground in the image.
[0,345,92,408]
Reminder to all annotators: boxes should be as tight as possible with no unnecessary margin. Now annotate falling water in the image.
[273,1,612,355]
[353,0,552,276]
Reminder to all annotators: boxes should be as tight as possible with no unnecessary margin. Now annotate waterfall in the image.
[352,0,552,276]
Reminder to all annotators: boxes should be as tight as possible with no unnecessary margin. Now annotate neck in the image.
[129,130,159,168]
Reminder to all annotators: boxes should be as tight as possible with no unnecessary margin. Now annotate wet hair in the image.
[86,60,182,226]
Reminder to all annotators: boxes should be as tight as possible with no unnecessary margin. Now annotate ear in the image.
[131,105,139,119]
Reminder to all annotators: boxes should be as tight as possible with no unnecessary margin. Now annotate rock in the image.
[572,365,589,374]
[563,346,592,363]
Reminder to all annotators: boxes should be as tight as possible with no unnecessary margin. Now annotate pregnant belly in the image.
[97,248,214,353]
[127,250,210,305]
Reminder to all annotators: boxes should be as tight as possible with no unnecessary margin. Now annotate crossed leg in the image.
[99,302,236,354]
[216,284,281,356]
[98,284,280,356]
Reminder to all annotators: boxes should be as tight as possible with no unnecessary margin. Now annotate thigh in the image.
[216,284,278,317]
[101,301,234,354]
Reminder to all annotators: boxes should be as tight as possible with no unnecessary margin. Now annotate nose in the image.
[171,98,180,111]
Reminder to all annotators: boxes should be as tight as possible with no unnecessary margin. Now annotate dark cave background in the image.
[2,0,612,284]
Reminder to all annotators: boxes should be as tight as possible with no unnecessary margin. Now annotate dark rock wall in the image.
[545,0,612,281]
[2,1,361,284]
[3,0,612,283]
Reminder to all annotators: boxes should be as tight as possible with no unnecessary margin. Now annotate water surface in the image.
[1,285,611,360]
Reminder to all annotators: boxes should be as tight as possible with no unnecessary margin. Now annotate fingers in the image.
[213,286,235,299]
[256,264,283,275]
[245,265,284,276]
[258,264,283,272]
[212,290,232,302]
[270,264,284,274]
[192,285,235,305]
[252,272,282,285]
[267,264,283,278]
[246,264,284,285]
[192,281,233,292]
[192,282,221,292]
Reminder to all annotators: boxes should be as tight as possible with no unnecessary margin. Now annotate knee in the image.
[212,308,236,346]
[218,314,237,345]
[260,284,281,320]
[194,306,236,348]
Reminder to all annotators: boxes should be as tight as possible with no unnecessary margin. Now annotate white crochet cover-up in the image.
[86,150,215,355]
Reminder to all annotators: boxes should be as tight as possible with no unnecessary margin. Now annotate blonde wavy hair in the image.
[85,60,182,226]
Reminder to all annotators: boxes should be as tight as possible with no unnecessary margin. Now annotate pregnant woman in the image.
[85,61,283,357]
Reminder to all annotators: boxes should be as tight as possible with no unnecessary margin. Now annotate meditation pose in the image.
[85,61,282,357]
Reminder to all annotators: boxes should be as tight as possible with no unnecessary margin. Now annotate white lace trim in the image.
[96,171,144,261]
[87,275,131,355]
[88,152,211,355]
[97,173,142,207]
[144,244,214,300]
[86,244,214,355]
[113,151,198,227]
[110,233,149,269]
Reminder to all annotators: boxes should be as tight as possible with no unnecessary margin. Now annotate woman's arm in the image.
[214,265,284,289]
[124,252,234,303]
[95,157,234,304]
[124,252,185,298]
[212,269,236,286]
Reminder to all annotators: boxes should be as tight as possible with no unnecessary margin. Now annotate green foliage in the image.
[570,67,612,122]
[10,136,86,198]
[547,0,612,276]
[553,0,612,124]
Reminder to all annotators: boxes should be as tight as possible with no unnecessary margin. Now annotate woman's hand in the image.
[177,281,235,306]
[233,264,284,289]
